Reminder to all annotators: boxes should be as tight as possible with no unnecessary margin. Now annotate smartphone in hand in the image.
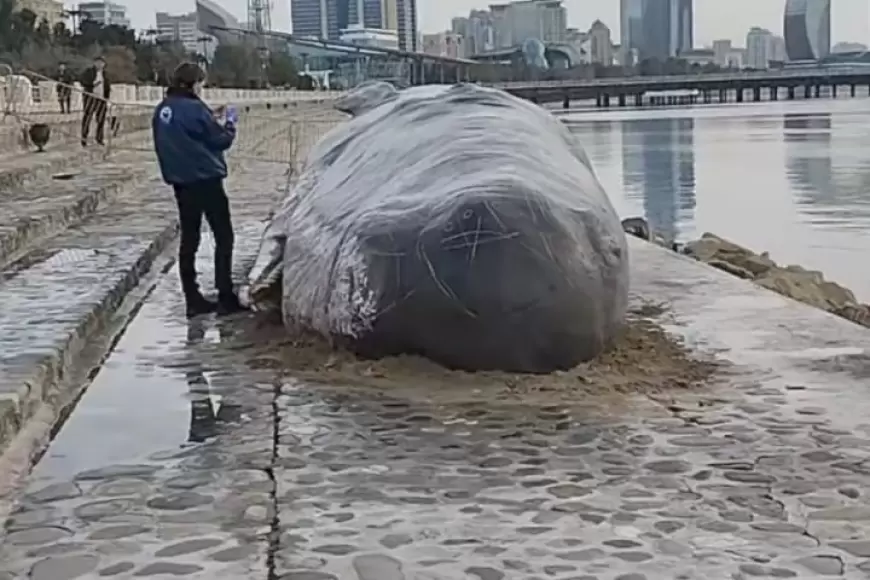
[225,105,239,126]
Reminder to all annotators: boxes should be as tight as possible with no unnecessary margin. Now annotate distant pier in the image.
[488,68,870,108]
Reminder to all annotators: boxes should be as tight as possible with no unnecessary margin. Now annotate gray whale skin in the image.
[248,81,629,374]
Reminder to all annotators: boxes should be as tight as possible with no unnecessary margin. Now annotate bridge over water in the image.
[488,68,870,107]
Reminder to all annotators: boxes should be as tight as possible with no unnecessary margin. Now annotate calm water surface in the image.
[565,99,870,301]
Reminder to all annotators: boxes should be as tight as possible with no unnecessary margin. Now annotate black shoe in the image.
[216,403,243,423]
[185,294,218,318]
[189,399,218,443]
[217,293,248,316]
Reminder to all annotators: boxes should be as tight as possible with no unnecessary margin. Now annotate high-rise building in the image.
[620,0,643,65]
[587,20,613,65]
[468,10,496,55]
[490,0,567,49]
[620,0,692,63]
[711,39,732,66]
[451,10,495,56]
[16,0,64,26]
[156,12,202,55]
[292,0,415,49]
[396,0,417,51]
[784,0,830,61]
[746,27,774,69]
[78,1,130,27]
[290,0,326,38]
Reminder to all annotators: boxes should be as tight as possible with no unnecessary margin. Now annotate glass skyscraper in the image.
[620,0,693,63]
[291,0,417,50]
[784,0,831,61]
[396,0,418,52]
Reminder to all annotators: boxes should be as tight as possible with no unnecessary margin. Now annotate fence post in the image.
[0,64,15,119]
[104,101,116,158]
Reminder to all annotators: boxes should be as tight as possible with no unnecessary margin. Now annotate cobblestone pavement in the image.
[1,233,870,579]
[3,165,870,578]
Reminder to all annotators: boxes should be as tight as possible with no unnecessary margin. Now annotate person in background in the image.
[79,55,111,146]
[55,63,74,114]
[152,61,246,318]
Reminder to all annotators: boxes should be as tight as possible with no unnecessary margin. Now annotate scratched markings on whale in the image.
[248,82,629,373]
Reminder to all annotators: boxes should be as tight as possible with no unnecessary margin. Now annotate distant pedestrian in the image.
[79,56,111,146]
[152,61,246,318]
[55,63,74,114]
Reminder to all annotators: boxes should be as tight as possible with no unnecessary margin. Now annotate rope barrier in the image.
[0,66,346,170]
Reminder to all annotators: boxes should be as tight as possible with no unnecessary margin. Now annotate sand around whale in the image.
[248,82,630,373]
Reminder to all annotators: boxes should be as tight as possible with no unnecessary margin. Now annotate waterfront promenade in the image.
[1,90,870,579]
[4,225,870,579]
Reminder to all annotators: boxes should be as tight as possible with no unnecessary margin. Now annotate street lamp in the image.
[141,29,162,84]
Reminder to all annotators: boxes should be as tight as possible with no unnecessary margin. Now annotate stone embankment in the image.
[682,233,870,327]
[0,102,345,466]
[622,219,870,328]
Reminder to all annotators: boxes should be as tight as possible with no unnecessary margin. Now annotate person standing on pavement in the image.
[152,61,247,318]
[55,63,74,114]
[79,55,111,146]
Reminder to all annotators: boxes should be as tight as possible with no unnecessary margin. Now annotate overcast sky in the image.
[125,0,870,46]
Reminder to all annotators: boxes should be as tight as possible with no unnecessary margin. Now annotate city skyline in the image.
[121,0,870,46]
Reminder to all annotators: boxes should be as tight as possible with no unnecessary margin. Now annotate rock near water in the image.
[684,232,870,326]
[248,82,629,373]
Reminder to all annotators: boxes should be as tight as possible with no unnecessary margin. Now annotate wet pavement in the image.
[1,224,870,578]
[0,109,325,458]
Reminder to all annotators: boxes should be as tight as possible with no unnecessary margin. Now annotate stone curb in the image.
[0,162,154,269]
[0,112,283,269]
[0,119,302,460]
[0,221,178,455]
[0,127,149,191]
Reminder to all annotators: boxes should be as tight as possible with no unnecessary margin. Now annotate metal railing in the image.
[487,67,870,90]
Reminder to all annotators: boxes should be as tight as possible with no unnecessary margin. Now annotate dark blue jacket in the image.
[152,89,236,186]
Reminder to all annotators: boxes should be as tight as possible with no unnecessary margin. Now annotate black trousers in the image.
[81,94,107,143]
[58,89,71,113]
[173,178,235,299]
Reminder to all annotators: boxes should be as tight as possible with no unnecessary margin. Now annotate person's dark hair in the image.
[171,62,206,91]
[94,56,105,63]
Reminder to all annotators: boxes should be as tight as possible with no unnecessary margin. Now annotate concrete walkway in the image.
[0,204,870,580]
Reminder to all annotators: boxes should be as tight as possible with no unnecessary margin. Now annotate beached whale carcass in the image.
[248,82,629,373]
